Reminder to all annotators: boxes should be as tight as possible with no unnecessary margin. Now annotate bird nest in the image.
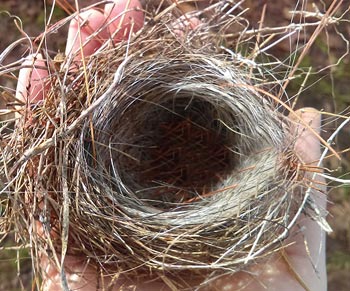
[1,0,346,289]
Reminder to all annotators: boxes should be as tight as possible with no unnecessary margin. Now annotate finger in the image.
[65,9,109,59]
[104,0,144,43]
[291,107,322,165]
[283,107,327,290]
[166,1,202,36]
[42,256,100,291]
[290,107,326,211]
[42,255,173,291]
[16,53,48,103]
[173,15,202,36]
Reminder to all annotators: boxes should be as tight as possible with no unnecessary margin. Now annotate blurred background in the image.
[0,0,349,290]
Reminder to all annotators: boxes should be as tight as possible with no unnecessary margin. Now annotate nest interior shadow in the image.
[90,80,238,209]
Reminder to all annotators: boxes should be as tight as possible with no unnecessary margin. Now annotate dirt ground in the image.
[0,1,349,290]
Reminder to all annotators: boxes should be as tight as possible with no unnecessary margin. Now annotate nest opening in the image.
[80,55,286,219]
[88,88,238,210]
[119,97,236,208]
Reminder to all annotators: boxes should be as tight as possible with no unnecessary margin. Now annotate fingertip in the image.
[293,107,321,131]
[16,53,48,103]
[104,0,144,43]
[65,9,109,59]
[173,16,202,36]
[291,107,322,164]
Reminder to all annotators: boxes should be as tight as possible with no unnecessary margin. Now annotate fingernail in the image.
[292,107,322,164]
[104,0,144,43]
[65,9,109,60]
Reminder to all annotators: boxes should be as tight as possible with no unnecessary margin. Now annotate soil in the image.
[0,1,349,290]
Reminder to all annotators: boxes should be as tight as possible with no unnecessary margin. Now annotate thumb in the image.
[290,107,322,165]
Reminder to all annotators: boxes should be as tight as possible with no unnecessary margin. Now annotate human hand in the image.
[15,1,327,290]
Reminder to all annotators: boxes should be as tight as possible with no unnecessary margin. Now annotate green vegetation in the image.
[328,251,350,271]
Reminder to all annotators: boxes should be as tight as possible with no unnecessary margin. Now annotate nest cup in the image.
[54,45,300,272]
[87,56,285,209]
[76,53,297,270]
[0,1,324,287]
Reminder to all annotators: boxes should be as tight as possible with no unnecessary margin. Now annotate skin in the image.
[16,1,327,290]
